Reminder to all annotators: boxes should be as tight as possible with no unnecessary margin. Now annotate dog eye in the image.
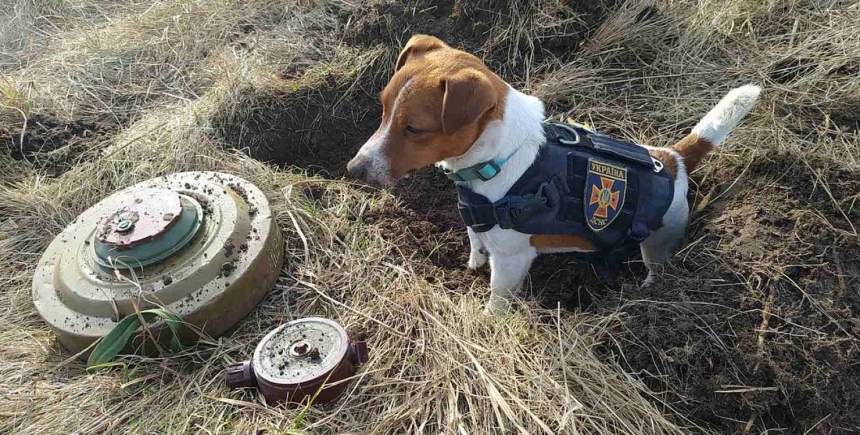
[405,126,424,136]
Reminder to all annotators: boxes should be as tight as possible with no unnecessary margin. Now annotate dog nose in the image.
[346,156,368,181]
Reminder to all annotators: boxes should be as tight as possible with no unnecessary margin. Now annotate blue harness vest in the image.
[454,122,675,265]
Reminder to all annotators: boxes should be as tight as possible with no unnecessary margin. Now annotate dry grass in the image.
[2,0,860,433]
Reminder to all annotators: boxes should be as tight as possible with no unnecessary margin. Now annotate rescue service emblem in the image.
[585,159,627,232]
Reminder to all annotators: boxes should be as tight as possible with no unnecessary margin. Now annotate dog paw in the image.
[483,298,512,316]
[640,272,660,289]
[467,249,488,270]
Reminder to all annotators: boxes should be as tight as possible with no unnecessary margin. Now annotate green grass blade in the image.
[86,309,187,369]
[86,313,148,369]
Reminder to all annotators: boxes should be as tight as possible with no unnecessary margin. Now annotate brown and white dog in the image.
[347,35,761,315]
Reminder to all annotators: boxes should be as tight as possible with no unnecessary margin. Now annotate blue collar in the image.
[443,150,518,182]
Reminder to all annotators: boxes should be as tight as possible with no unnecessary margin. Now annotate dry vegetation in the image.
[2,0,860,433]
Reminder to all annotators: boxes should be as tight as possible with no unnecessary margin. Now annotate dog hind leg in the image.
[640,198,689,287]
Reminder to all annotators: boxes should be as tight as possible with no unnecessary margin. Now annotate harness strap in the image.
[544,122,582,145]
[458,178,562,232]
[629,170,652,242]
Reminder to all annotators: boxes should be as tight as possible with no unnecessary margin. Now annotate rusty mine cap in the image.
[93,188,203,269]
[32,172,284,356]
[96,188,182,247]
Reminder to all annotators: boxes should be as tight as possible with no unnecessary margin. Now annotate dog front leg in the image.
[467,227,488,270]
[484,249,536,315]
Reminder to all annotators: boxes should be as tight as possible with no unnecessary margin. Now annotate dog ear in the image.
[395,35,446,72]
[440,68,497,135]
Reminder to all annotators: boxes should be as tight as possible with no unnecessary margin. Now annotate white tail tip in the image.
[691,84,761,146]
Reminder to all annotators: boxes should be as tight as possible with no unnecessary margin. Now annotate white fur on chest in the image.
[439,86,545,203]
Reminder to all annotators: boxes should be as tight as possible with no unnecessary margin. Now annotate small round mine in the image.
[253,318,348,386]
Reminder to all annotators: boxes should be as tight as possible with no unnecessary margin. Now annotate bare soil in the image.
[604,153,860,432]
[0,113,110,176]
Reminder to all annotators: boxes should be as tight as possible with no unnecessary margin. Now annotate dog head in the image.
[346,35,508,187]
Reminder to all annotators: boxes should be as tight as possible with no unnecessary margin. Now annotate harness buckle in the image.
[492,180,560,229]
[458,203,476,227]
[551,122,581,146]
[651,156,664,173]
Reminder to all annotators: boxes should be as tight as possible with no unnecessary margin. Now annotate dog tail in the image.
[671,84,761,172]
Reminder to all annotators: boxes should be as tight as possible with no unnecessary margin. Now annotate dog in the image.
[347,35,761,315]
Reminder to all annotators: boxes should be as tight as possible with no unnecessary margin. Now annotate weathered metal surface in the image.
[96,188,182,248]
[32,172,284,357]
[226,318,370,407]
[93,194,203,269]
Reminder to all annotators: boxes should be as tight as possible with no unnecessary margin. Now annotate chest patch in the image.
[585,159,627,232]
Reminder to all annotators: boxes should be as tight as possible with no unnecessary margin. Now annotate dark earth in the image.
[0,113,110,176]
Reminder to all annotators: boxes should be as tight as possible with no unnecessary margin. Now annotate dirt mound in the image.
[342,0,606,78]
[600,151,860,432]
[0,113,109,176]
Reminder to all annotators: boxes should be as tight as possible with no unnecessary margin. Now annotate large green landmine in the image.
[32,172,283,356]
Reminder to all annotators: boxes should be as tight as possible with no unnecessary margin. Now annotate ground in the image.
[2,0,860,434]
